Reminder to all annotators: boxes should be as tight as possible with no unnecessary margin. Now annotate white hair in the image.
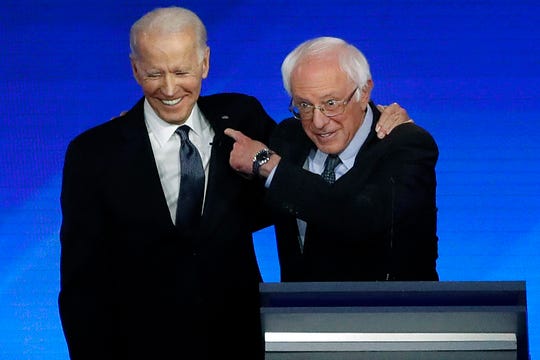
[281,36,371,98]
[129,6,208,61]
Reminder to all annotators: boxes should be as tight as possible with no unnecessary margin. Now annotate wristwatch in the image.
[252,148,275,176]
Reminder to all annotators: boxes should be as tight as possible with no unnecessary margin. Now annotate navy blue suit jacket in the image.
[59,93,276,359]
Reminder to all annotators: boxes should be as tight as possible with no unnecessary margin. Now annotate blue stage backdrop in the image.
[1,0,539,358]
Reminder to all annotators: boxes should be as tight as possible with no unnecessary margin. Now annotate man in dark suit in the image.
[226,36,439,282]
[58,7,275,359]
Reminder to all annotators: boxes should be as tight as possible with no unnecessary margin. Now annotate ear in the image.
[201,47,210,79]
[361,79,374,101]
[130,57,142,85]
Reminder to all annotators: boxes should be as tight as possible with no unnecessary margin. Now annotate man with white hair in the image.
[226,37,439,282]
[59,7,276,359]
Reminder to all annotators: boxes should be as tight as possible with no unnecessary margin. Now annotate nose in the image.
[161,74,176,96]
[311,107,330,129]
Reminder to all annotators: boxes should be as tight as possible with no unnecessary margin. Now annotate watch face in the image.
[253,149,272,175]
[257,151,269,162]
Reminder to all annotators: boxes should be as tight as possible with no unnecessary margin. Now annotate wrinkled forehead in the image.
[291,59,352,96]
[133,28,203,60]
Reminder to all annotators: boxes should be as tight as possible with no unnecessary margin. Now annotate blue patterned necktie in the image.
[175,125,205,230]
[321,154,341,184]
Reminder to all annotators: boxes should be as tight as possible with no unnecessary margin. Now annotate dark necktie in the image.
[175,125,205,230]
[321,154,341,184]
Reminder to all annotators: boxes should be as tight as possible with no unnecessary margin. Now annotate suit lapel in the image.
[119,99,175,231]
[195,97,240,236]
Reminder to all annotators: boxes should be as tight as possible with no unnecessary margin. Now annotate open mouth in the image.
[317,131,335,140]
[161,97,183,106]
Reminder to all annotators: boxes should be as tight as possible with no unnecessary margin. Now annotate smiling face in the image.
[291,56,373,155]
[131,28,209,124]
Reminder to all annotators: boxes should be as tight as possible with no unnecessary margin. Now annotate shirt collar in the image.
[143,98,208,147]
[339,104,373,169]
[314,104,373,170]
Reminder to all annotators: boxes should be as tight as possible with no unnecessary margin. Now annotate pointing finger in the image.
[224,128,244,142]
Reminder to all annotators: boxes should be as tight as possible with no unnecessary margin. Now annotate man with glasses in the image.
[226,36,439,282]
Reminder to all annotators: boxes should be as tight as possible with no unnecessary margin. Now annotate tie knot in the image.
[324,155,341,172]
[321,154,341,184]
[176,125,191,141]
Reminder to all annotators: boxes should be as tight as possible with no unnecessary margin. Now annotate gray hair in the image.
[129,6,208,61]
[281,37,371,97]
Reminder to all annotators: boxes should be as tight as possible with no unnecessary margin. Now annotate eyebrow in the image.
[295,92,341,103]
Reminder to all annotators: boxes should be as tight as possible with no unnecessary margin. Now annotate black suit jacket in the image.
[267,102,439,282]
[59,93,276,359]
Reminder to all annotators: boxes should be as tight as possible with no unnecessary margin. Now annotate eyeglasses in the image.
[289,87,359,120]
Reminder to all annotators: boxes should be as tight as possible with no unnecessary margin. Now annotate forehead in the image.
[135,30,201,65]
[291,57,351,99]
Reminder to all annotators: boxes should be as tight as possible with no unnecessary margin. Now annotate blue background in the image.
[1,0,539,358]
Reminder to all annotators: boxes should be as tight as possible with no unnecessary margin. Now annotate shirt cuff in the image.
[264,164,278,188]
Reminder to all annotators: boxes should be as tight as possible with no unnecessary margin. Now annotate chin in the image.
[159,110,189,124]
[316,143,339,155]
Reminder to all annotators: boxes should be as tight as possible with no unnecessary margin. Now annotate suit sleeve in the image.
[382,125,439,279]
[59,136,114,358]
[239,95,277,232]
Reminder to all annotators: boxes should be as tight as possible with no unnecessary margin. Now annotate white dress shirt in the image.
[144,99,215,223]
